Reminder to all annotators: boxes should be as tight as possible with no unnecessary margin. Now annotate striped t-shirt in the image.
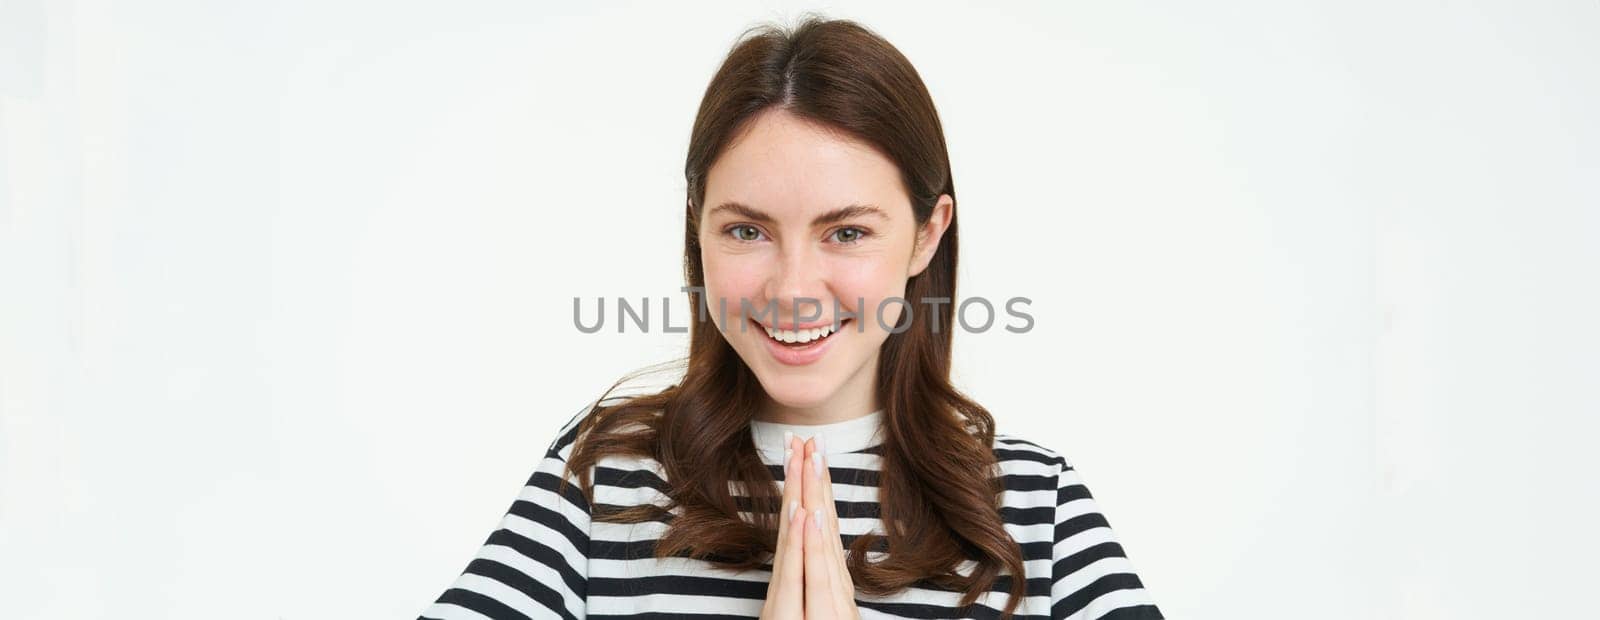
[421,404,1163,619]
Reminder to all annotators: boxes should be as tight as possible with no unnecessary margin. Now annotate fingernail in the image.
[783,430,792,448]
[812,451,823,476]
[813,508,823,532]
[815,432,825,455]
[789,499,799,521]
[784,447,792,467]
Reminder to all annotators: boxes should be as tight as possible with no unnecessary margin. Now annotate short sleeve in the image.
[1049,454,1163,620]
[420,406,594,620]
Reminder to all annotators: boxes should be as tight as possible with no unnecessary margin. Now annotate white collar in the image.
[750,410,884,462]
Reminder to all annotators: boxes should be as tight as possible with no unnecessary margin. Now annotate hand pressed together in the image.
[759,432,862,620]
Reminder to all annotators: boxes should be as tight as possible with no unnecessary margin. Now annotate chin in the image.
[751,370,841,410]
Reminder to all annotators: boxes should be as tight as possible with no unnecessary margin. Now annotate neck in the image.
[755,352,880,425]
[759,401,879,426]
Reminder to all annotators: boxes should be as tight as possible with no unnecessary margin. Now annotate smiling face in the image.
[698,109,952,422]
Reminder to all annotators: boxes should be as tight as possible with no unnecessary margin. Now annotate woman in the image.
[422,16,1162,620]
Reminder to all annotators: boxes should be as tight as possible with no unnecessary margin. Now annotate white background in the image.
[3,1,1596,618]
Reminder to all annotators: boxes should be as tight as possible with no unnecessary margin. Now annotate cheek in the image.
[701,251,769,324]
[826,258,911,326]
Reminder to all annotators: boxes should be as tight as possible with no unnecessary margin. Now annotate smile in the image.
[761,320,846,344]
[752,318,851,366]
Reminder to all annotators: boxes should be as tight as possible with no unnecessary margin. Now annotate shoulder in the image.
[547,396,668,483]
[991,431,1074,475]
[545,394,659,459]
[990,434,1164,618]
[544,402,594,459]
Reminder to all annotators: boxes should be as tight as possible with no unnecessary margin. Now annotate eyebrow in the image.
[708,201,888,227]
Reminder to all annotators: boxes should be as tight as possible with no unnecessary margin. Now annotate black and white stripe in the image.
[421,406,1162,619]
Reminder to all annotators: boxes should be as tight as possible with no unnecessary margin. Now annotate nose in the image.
[762,245,829,322]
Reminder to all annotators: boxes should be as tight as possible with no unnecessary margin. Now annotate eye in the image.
[829,226,869,244]
[727,224,765,242]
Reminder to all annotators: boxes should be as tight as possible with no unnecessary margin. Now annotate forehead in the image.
[704,110,908,219]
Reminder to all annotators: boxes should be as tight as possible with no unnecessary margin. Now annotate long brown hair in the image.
[560,15,1027,617]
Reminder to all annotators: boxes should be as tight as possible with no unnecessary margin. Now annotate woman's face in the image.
[698,109,952,418]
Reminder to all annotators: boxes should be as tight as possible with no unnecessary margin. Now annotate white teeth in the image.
[762,321,841,344]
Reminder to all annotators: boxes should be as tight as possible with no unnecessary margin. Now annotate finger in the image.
[803,504,836,616]
[817,456,856,613]
[810,436,851,579]
[806,438,854,617]
[773,501,807,614]
[766,434,812,620]
[814,434,840,540]
[802,437,827,525]
[815,432,836,517]
[773,431,799,566]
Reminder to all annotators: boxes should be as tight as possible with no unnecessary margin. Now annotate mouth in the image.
[752,318,851,366]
